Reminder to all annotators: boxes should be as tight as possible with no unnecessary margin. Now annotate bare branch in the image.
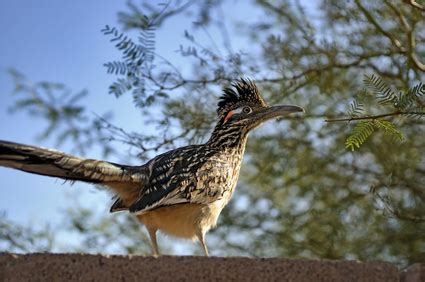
[355,0,405,51]
[325,111,424,122]
[405,0,425,11]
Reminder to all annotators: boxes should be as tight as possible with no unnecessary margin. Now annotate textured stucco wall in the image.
[0,253,423,282]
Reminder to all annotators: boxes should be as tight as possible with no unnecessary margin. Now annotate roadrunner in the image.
[0,78,303,256]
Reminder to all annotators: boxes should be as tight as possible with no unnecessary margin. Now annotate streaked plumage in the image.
[0,78,303,256]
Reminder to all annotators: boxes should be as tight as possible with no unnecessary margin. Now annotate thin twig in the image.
[325,111,424,122]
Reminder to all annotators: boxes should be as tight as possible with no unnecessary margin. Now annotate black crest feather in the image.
[217,78,266,116]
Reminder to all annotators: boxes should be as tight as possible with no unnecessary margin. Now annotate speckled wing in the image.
[128,146,233,214]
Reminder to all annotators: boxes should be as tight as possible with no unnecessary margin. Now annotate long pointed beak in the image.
[249,104,304,129]
[269,104,304,115]
[259,104,304,119]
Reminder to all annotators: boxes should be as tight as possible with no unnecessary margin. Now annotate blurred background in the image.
[0,0,424,266]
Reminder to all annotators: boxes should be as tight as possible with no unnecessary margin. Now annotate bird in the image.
[0,78,303,256]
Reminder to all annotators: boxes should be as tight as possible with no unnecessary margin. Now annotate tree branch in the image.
[325,111,424,122]
[355,0,405,52]
[405,0,425,11]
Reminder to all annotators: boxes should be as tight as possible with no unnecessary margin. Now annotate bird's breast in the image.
[192,153,243,205]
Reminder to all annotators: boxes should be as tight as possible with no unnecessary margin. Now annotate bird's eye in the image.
[231,106,253,116]
[242,106,252,114]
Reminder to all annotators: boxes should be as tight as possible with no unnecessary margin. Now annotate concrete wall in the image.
[0,253,423,281]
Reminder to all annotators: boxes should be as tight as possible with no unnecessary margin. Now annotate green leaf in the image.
[346,99,365,118]
[345,119,405,151]
[397,82,425,110]
[363,74,397,105]
[373,120,404,142]
[345,121,375,151]
[102,23,156,104]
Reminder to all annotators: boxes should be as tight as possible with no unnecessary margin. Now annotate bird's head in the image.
[215,78,304,133]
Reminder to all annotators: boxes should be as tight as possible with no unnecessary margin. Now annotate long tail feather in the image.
[0,140,148,211]
[0,140,129,183]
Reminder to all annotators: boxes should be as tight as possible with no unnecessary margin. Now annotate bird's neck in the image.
[206,124,249,156]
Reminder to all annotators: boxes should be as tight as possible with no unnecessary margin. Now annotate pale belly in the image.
[137,199,227,240]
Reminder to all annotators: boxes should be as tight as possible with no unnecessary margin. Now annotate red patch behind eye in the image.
[224,111,233,123]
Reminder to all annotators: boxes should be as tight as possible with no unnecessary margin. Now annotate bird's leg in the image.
[197,231,209,256]
[146,226,159,257]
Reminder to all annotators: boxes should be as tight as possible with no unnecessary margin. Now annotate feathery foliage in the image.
[397,82,425,114]
[345,119,404,151]
[345,121,375,151]
[363,74,397,105]
[338,75,424,150]
[102,22,155,107]
[346,99,365,118]
[373,120,405,141]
